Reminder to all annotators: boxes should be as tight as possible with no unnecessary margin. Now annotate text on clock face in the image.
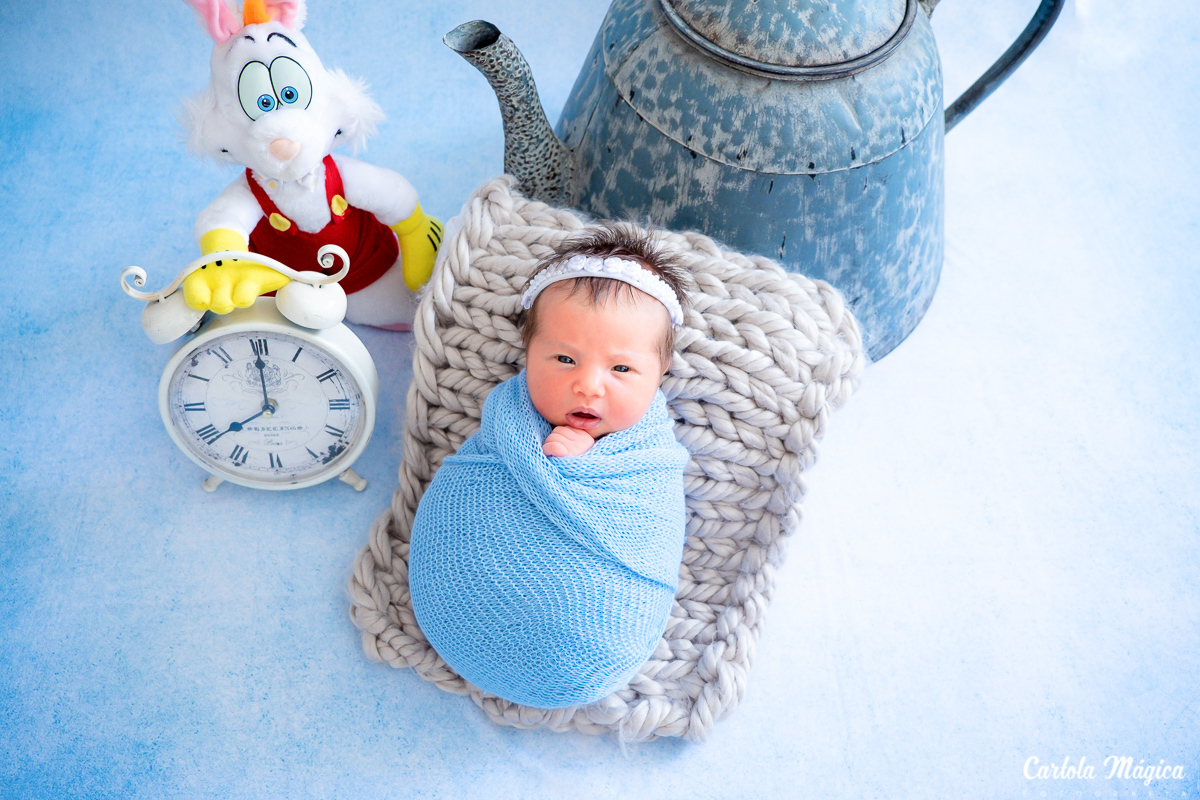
[167,330,365,483]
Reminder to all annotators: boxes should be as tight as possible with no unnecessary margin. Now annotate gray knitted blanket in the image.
[347,177,864,742]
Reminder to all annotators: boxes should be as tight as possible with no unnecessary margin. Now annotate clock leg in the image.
[338,468,368,492]
[202,474,225,493]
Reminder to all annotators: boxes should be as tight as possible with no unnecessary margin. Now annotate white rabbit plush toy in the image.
[177,0,441,329]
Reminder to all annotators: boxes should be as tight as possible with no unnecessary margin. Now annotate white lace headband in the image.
[521,255,684,325]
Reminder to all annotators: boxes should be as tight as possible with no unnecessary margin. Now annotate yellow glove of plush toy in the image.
[391,204,443,291]
[183,229,289,314]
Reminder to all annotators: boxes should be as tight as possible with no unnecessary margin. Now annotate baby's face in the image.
[526,283,669,440]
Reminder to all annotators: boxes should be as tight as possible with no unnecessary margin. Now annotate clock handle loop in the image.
[120,266,155,301]
[120,247,352,305]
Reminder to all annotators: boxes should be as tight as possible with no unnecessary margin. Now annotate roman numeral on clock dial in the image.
[196,424,221,444]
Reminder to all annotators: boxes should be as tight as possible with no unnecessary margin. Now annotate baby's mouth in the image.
[566,408,602,430]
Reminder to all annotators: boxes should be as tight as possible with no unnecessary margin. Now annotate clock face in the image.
[165,329,367,486]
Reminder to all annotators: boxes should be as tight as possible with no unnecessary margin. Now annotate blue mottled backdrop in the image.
[1,0,1198,797]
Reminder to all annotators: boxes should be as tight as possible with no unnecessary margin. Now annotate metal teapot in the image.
[446,0,1064,358]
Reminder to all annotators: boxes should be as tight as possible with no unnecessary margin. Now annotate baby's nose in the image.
[574,368,605,396]
[270,138,302,161]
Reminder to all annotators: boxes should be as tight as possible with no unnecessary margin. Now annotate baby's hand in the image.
[543,425,595,457]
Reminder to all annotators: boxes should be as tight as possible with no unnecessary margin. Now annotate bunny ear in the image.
[261,0,306,30]
[182,0,241,43]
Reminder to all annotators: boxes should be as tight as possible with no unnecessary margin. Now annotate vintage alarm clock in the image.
[122,246,378,492]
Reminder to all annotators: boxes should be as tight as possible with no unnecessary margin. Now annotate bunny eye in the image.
[270,57,312,110]
[238,61,275,121]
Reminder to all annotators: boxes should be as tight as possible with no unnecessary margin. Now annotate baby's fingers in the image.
[543,426,594,457]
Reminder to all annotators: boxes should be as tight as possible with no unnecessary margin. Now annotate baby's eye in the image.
[556,355,574,364]
[612,365,630,373]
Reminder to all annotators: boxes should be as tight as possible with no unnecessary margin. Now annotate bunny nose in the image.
[270,138,302,161]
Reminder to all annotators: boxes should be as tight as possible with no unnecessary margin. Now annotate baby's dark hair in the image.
[521,222,693,368]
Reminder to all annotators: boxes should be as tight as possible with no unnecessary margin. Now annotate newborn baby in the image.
[408,224,693,709]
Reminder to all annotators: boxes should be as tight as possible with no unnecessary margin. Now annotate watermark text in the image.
[1024,756,1186,787]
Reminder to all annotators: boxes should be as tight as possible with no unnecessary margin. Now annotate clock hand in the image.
[255,356,273,413]
[210,407,271,443]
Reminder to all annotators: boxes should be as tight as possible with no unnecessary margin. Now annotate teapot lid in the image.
[660,0,915,77]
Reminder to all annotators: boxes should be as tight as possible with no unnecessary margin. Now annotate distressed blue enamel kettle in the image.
[446,0,1064,358]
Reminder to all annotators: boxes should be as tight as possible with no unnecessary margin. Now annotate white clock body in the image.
[158,297,379,490]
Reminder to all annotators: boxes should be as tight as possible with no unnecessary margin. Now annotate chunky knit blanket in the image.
[409,371,690,709]
[348,177,864,742]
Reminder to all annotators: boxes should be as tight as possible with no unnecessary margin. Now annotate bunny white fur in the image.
[178,0,428,327]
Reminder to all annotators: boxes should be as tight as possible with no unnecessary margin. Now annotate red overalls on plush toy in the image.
[245,155,398,295]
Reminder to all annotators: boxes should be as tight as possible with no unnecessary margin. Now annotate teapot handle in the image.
[938,0,1066,132]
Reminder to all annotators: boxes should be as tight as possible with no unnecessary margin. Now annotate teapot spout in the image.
[445,21,575,206]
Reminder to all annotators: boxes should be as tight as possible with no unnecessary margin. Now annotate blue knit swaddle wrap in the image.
[409,372,689,709]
